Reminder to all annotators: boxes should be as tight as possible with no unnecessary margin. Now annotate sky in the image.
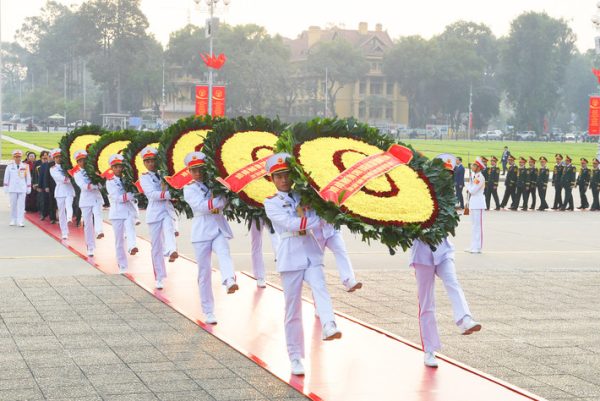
[0,0,597,51]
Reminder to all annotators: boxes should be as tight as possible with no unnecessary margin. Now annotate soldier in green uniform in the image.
[551,154,564,210]
[560,155,576,211]
[576,158,591,209]
[485,156,501,210]
[511,157,528,210]
[537,156,550,211]
[500,155,517,208]
[523,157,538,210]
[590,158,600,211]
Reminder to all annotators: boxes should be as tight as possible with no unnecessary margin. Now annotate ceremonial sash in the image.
[216,155,272,193]
[165,168,193,190]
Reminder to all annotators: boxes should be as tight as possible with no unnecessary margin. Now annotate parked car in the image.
[67,120,91,128]
[516,131,536,141]
[564,133,576,143]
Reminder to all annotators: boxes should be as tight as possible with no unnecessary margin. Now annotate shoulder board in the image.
[142,172,149,175]
[266,193,278,199]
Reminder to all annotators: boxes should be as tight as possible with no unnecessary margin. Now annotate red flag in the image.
[68,165,80,177]
[165,168,193,190]
[589,96,600,135]
[100,168,115,180]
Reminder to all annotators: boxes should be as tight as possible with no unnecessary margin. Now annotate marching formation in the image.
[456,152,600,212]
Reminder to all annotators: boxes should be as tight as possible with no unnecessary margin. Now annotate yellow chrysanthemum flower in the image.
[69,134,101,165]
[172,130,209,172]
[97,141,131,174]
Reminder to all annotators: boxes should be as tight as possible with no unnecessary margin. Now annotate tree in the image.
[563,51,598,131]
[306,39,369,117]
[500,12,575,134]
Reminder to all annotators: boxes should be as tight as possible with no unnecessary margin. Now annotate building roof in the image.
[286,23,394,62]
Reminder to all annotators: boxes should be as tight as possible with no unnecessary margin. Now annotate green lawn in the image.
[402,139,600,170]
[0,131,63,160]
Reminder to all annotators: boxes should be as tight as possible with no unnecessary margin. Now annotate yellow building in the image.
[285,22,409,128]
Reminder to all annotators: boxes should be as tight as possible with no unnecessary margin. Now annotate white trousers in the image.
[80,205,103,252]
[162,216,177,256]
[249,219,280,280]
[192,233,236,314]
[280,266,335,361]
[414,259,471,353]
[324,232,355,284]
[9,192,26,224]
[470,209,483,252]
[56,196,73,237]
[112,217,137,269]
[148,218,169,281]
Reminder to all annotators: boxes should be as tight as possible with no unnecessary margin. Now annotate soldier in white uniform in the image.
[263,153,341,376]
[48,149,75,239]
[465,157,486,253]
[182,151,239,324]
[72,150,105,256]
[410,237,482,367]
[313,221,362,292]
[138,146,178,289]
[105,154,139,273]
[249,218,279,288]
[3,150,31,227]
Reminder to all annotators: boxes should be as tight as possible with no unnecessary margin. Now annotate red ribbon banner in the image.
[165,168,193,190]
[318,144,414,205]
[589,96,600,136]
[216,155,272,193]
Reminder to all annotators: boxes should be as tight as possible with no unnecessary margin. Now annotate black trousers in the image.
[511,187,524,208]
[455,184,464,208]
[552,185,563,209]
[500,185,515,207]
[528,187,536,209]
[538,186,548,209]
[591,187,600,210]
[579,186,589,208]
[562,186,574,210]
[485,187,500,209]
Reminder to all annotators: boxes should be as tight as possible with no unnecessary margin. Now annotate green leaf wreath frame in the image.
[85,130,139,186]
[158,115,223,217]
[122,130,163,209]
[276,117,459,254]
[58,125,107,182]
[202,115,288,230]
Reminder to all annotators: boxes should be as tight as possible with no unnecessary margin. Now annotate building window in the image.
[359,80,366,95]
[370,78,383,95]
[386,106,394,120]
[386,82,394,96]
[359,101,366,119]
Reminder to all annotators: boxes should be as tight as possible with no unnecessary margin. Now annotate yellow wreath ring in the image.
[69,134,101,165]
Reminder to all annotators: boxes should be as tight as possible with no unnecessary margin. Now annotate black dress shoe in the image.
[40,216,46,221]
[509,207,518,210]
[495,207,500,210]
[559,208,566,211]
[50,220,56,224]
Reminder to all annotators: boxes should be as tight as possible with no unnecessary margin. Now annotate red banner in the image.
[67,165,80,177]
[318,144,414,205]
[216,154,272,193]
[589,96,600,135]
[195,85,226,117]
[165,168,193,190]
[134,180,144,194]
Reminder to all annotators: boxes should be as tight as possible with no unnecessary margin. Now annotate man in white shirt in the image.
[263,153,341,377]
[48,149,75,239]
[105,154,139,273]
[72,150,104,256]
[138,146,178,289]
[465,157,486,253]
[182,151,238,324]
[3,150,31,227]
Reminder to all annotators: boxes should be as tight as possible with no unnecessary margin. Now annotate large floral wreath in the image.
[58,125,106,178]
[158,115,222,217]
[203,116,288,228]
[122,131,163,208]
[85,130,138,185]
[277,118,459,253]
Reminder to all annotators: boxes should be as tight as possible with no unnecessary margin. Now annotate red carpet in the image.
[27,214,545,401]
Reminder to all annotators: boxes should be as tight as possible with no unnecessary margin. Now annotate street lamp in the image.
[592,1,600,158]
[193,0,230,116]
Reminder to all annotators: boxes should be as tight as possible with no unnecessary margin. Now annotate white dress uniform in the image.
[313,221,359,290]
[72,151,104,254]
[249,218,280,284]
[138,147,177,287]
[263,153,341,372]
[105,154,138,272]
[49,149,75,238]
[466,161,486,253]
[182,152,237,320]
[409,238,473,353]
[3,151,31,226]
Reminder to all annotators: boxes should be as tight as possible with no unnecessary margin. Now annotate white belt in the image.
[280,230,308,239]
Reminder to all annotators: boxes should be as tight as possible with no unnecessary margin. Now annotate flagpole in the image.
[468,84,473,140]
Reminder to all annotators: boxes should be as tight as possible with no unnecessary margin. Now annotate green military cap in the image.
[581,158,588,163]
[519,156,526,162]
[593,158,600,164]
[528,156,536,163]
[565,155,572,162]
[508,155,515,161]
[555,153,563,158]
[539,156,548,162]
[491,156,498,162]
[480,156,488,163]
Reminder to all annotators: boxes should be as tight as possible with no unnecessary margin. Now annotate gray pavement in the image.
[1,187,600,400]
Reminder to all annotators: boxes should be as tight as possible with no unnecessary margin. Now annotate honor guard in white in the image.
[465,157,486,253]
[72,150,105,256]
[313,221,362,292]
[105,154,139,273]
[48,149,75,239]
[263,153,341,377]
[410,237,481,368]
[249,218,280,288]
[182,151,238,324]
[138,146,178,289]
[3,150,31,227]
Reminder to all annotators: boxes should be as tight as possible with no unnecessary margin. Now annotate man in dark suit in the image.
[590,158,600,211]
[454,157,465,209]
[500,155,517,208]
[43,159,58,224]
[485,156,501,210]
[560,155,576,211]
[577,158,590,209]
[551,154,564,209]
[511,157,528,210]
[501,146,510,175]
[524,157,538,210]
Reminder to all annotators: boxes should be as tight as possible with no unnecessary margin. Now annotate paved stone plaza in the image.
[1,189,599,400]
